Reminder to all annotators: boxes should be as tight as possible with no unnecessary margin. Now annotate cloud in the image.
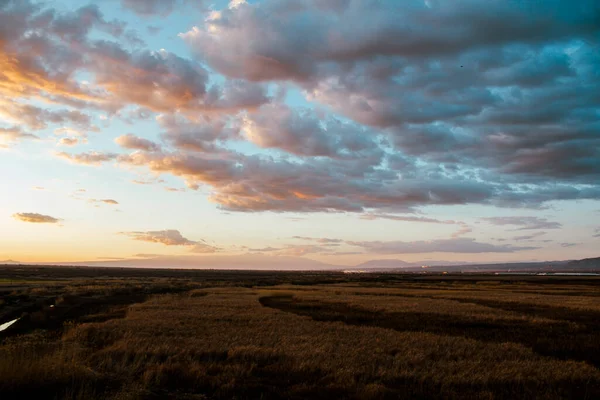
[183,0,599,83]
[179,0,600,192]
[132,178,165,185]
[115,134,160,152]
[54,128,88,138]
[58,137,82,147]
[360,213,459,224]
[118,145,600,214]
[240,102,381,158]
[57,151,118,166]
[451,224,473,238]
[513,231,547,241]
[147,26,162,35]
[321,251,364,256]
[359,213,473,237]
[560,242,577,248]
[1,0,599,220]
[277,244,330,257]
[0,127,38,144]
[121,229,219,253]
[0,1,268,123]
[593,228,600,238]
[12,212,60,224]
[158,114,238,153]
[122,229,196,245]
[247,243,340,256]
[121,0,179,16]
[0,99,96,132]
[190,243,219,254]
[118,149,507,213]
[483,216,562,230]
[347,238,538,254]
[0,3,120,106]
[89,199,119,205]
[292,236,343,244]
[248,246,281,252]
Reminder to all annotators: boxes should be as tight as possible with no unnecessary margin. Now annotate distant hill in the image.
[51,254,339,271]
[355,259,475,270]
[7,256,600,273]
[567,257,600,269]
[0,259,21,265]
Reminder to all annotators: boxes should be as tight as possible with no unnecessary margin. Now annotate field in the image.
[2,266,600,399]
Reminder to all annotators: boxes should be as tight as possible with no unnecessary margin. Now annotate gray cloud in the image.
[158,114,237,153]
[2,0,599,217]
[0,100,96,132]
[118,149,506,212]
[513,231,547,241]
[248,246,281,252]
[483,216,562,230]
[121,0,179,16]
[240,102,381,159]
[183,0,599,83]
[360,213,459,224]
[177,0,600,203]
[560,242,577,248]
[292,236,344,244]
[57,151,118,166]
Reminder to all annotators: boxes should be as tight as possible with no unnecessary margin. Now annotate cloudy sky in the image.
[1,0,599,267]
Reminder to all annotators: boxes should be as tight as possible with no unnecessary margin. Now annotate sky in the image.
[1,0,599,268]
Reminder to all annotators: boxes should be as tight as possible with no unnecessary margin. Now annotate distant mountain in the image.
[52,254,338,271]
[8,255,600,273]
[356,259,474,270]
[567,257,600,269]
[353,258,600,273]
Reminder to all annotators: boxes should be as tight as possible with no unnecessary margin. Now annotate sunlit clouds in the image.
[12,213,60,224]
[1,0,599,265]
[121,230,219,253]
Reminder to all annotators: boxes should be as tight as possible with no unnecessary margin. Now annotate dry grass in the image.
[2,269,600,399]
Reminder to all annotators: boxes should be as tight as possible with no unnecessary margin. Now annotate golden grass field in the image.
[1,266,600,399]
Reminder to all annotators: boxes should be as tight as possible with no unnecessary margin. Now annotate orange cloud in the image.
[100,199,119,205]
[0,127,38,144]
[12,213,60,224]
[0,46,96,103]
[292,191,321,200]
